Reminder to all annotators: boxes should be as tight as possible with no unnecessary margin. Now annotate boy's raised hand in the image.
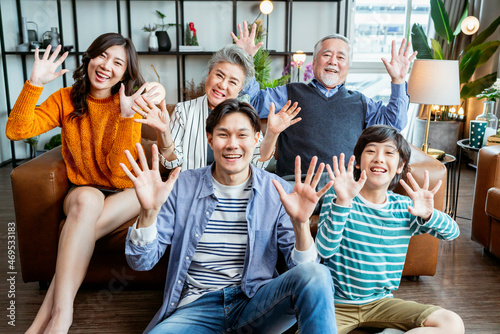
[326,154,366,207]
[273,156,333,227]
[121,144,180,225]
[399,170,441,221]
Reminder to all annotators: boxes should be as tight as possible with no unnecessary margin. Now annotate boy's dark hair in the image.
[353,125,411,190]
[206,99,261,134]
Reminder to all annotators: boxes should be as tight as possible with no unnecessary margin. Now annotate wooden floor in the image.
[1,161,500,333]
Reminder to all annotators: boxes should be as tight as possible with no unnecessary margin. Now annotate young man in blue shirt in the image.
[121,99,337,333]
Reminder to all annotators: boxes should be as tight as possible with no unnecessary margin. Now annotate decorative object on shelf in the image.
[475,80,500,146]
[144,65,166,105]
[143,24,159,52]
[410,0,500,100]
[184,22,199,46]
[155,10,175,52]
[16,17,30,52]
[408,59,461,160]
[41,27,59,49]
[469,120,487,149]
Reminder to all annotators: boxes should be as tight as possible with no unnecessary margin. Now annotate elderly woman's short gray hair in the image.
[313,34,353,65]
[207,44,255,88]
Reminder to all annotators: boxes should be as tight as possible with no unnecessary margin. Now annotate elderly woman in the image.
[134,24,300,171]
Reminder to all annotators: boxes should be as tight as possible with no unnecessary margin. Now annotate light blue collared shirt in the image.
[125,164,318,332]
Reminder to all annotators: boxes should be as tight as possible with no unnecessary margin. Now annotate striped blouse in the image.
[316,188,460,305]
[160,95,269,172]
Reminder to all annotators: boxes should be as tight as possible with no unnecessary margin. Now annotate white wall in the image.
[0,0,347,163]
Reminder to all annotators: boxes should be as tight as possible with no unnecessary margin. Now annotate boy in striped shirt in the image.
[316,125,464,333]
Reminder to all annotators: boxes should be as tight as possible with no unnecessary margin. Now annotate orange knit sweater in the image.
[6,81,142,189]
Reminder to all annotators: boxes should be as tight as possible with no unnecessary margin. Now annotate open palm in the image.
[231,21,264,57]
[29,45,69,86]
[381,38,417,84]
[273,156,332,225]
[119,82,149,118]
[399,171,441,220]
[267,101,302,136]
[121,143,180,211]
[132,97,170,133]
[326,154,366,205]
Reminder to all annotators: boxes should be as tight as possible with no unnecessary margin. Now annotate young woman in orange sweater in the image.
[6,33,148,334]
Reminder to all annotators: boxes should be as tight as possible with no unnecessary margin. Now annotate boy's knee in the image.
[425,309,464,334]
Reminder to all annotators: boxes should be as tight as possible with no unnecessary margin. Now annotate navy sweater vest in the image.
[276,83,366,176]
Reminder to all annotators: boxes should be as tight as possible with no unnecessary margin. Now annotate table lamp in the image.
[407,59,461,160]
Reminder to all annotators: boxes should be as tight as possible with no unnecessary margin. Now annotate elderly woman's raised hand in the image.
[132,96,170,134]
[231,21,264,57]
[29,45,69,86]
[266,101,302,136]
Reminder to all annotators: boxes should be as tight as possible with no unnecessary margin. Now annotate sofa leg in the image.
[39,281,49,289]
[403,275,420,282]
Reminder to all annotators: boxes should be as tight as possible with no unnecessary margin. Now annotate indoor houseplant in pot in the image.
[155,10,175,52]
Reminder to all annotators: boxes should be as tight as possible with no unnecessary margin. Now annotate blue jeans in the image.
[149,262,337,334]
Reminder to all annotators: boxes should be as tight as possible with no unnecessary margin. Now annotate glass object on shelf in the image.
[476,100,499,147]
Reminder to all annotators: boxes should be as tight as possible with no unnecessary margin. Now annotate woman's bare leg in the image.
[26,187,140,334]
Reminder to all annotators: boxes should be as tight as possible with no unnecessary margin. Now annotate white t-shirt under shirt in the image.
[178,175,252,307]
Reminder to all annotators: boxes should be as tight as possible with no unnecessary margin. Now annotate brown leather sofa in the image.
[471,145,500,257]
[10,134,447,285]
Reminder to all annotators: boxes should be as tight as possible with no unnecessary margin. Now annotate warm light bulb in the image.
[260,1,273,15]
[458,107,464,115]
[293,50,306,64]
[450,107,456,114]
[461,16,480,35]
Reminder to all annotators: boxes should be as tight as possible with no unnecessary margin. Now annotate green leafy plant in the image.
[411,0,500,99]
[24,136,39,159]
[253,48,290,89]
[142,24,157,32]
[44,134,62,150]
[156,10,176,31]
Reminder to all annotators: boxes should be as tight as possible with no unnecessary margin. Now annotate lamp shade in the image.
[407,59,460,106]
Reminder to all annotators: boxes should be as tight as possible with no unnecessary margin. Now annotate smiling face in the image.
[357,140,405,194]
[205,62,246,110]
[207,112,259,186]
[312,38,350,89]
[88,45,127,99]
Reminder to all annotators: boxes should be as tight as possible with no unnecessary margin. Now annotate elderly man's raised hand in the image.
[121,144,180,217]
[381,38,417,85]
[231,21,264,57]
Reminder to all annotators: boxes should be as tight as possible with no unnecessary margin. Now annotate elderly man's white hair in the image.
[313,34,353,65]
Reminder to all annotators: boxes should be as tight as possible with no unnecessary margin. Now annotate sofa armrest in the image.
[472,145,500,248]
[486,187,500,220]
[10,146,69,283]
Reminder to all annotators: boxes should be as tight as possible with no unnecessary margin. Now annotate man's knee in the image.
[425,309,464,334]
[292,262,332,290]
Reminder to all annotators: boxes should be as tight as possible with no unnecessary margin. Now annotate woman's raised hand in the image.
[119,82,149,118]
[132,96,170,134]
[29,45,69,87]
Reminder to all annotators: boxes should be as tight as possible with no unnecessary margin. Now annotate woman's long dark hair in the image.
[70,33,144,118]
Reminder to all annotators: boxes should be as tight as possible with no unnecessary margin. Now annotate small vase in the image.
[156,31,171,52]
[148,31,158,52]
[49,27,59,48]
[476,100,498,146]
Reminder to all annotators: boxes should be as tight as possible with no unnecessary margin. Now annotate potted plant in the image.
[477,80,500,146]
[24,136,39,159]
[410,0,500,155]
[142,24,158,52]
[155,10,176,52]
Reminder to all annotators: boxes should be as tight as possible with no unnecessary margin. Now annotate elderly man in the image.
[122,99,337,334]
[233,23,417,177]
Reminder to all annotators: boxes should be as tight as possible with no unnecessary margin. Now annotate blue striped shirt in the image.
[316,188,460,305]
[179,177,251,307]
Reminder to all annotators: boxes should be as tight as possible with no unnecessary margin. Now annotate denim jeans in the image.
[149,262,337,334]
